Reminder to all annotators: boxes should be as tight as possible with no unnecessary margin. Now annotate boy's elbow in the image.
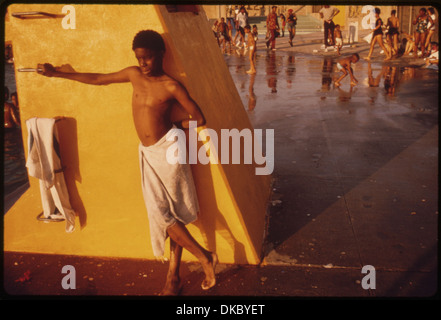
[94,77,109,86]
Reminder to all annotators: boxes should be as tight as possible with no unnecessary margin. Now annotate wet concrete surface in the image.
[229,35,438,297]
[3,33,439,301]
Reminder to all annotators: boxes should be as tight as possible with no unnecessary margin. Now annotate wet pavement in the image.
[3,31,439,302]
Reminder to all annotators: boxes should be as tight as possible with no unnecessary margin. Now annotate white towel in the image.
[26,118,60,189]
[26,117,75,233]
[139,126,199,258]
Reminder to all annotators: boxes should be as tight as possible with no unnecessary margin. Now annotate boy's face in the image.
[134,48,162,76]
[352,56,359,63]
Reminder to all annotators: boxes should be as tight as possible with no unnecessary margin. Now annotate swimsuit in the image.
[416,16,429,34]
[387,27,399,36]
[288,14,297,29]
[428,14,436,31]
[373,18,383,36]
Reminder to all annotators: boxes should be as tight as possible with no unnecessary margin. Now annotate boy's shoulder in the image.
[160,74,185,90]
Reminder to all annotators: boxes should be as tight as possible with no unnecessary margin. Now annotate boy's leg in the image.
[420,33,427,56]
[378,37,391,59]
[324,22,329,47]
[349,67,358,85]
[247,49,256,74]
[414,32,420,57]
[334,69,347,86]
[329,23,336,46]
[393,34,399,53]
[160,238,183,295]
[366,36,378,59]
[167,221,217,290]
[270,30,276,49]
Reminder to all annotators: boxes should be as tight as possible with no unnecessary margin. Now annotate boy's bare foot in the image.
[201,252,218,290]
[159,276,182,296]
[334,81,341,87]
[365,56,371,61]
[384,56,391,61]
[246,70,256,74]
[350,81,358,86]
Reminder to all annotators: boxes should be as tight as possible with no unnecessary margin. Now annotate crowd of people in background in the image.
[364,6,437,63]
[212,5,299,54]
[212,5,438,71]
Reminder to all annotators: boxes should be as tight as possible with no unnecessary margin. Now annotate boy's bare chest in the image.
[132,80,173,108]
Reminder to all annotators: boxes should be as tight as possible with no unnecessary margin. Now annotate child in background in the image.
[401,31,416,56]
[280,13,286,37]
[218,17,232,54]
[252,24,259,42]
[334,24,343,55]
[287,9,297,47]
[227,19,234,48]
[245,25,257,74]
[334,53,360,87]
[424,42,438,69]
[212,20,220,46]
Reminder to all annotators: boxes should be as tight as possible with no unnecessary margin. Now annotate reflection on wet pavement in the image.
[225,51,438,129]
[225,50,438,252]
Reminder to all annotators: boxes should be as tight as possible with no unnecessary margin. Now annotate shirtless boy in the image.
[37,30,217,295]
[334,53,360,87]
[334,24,343,56]
[245,25,257,74]
[386,10,400,56]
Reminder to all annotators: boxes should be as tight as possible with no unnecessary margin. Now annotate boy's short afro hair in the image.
[132,30,166,52]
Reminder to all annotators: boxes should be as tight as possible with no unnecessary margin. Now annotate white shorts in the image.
[335,38,342,46]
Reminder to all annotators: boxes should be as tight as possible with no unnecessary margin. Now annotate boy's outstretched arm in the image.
[37,63,132,85]
[168,81,205,128]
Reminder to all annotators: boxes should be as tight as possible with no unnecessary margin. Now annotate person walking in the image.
[287,9,297,47]
[266,6,280,51]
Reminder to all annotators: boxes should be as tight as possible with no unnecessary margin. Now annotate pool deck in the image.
[3,30,439,304]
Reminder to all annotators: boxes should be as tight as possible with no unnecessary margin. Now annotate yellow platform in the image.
[4,4,272,264]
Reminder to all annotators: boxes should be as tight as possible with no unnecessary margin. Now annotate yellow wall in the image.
[334,6,346,27]
[4,4,271,264]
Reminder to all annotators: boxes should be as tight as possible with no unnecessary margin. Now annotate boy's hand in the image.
[37,63,56,77]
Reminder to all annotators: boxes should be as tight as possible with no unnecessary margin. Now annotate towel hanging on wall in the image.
[26,117,75,233]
